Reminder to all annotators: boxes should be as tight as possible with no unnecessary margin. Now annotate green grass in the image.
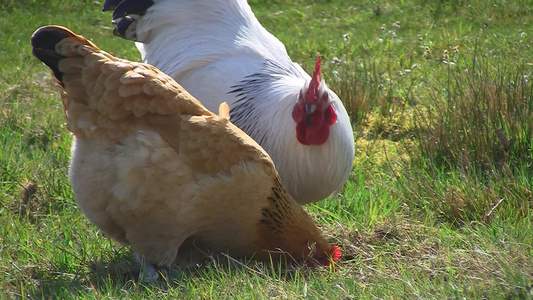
[1,0,532,298]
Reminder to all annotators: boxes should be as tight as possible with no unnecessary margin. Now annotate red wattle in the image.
[331,245,341,262]
[325,104,337,125]
[306,122,329,145]
[295,121,330,145]
[292,104,305,122]
[295,122,310,145]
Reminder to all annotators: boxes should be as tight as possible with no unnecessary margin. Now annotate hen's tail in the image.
[31,25,213,140]
[32,26,100,86]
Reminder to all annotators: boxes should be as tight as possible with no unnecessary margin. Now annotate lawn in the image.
[1,0,532,298]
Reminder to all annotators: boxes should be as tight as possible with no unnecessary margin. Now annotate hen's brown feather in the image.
[31,25,338,268]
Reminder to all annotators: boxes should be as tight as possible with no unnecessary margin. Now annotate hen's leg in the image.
[135,253,159,282]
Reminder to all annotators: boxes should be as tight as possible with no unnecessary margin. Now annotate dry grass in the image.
[391,56,533,224]
[415,63,532,176]
[329,217,533,298]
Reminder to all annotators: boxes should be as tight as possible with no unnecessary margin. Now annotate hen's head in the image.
[291,56,338,145]
[256,239,341,268]
[254,177,341,268]
[302,242,342,267]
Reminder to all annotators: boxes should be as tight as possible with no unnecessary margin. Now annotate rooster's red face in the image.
[291,56,337,145]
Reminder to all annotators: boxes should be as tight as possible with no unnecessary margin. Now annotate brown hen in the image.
[30,25,340,278]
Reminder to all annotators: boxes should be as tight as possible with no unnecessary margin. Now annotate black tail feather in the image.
[102,0,153,41]
[111,0,154,20]
[102,0,122,12]
[113,16,135,38]
[31,26,75,85]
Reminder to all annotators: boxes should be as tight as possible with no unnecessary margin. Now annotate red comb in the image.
[331,245,341,262]
[305,56,322,104]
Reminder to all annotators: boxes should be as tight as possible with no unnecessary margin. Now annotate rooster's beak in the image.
[305,104,316,125]
[305,104,316,115]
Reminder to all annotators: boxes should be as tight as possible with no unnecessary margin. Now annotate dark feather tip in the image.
[112,0,154,20]
[31,26,74,85]
[113,16,135,39]
[102,0,122,12]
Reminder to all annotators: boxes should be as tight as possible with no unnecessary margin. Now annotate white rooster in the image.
[103,0,355,204]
